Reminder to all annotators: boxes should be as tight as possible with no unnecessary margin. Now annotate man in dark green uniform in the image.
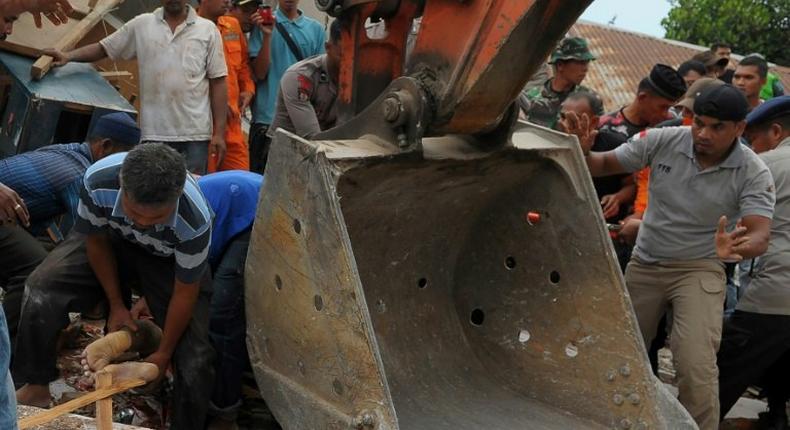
[519,37,601,129]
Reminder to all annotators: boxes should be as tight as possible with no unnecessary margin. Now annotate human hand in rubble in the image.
[209,133,226,168]
[0,182,30,226]
[42,48,69,66]
[559,111,597,155]
[27,0,73,27]
[618,217,641,245]
[716,215,749,262]
[108,305,138,333]
[600,194,622,220]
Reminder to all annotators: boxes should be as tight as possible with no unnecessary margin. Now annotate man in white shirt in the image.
[44,0,228,174]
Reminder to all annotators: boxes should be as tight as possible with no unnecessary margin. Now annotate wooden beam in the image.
[0,40,44,59]
[94,372,113,430]
[67,6,90,20]
[31,0,124,80]
[99,70,132,81]
[17,378,146,429]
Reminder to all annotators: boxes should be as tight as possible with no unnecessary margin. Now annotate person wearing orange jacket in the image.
[199,0,255,172]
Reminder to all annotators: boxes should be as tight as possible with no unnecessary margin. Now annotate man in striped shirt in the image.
[1,112,140,342]
[14,143,215,429]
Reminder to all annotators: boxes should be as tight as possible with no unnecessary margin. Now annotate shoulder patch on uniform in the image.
[223,32,240,41]
[297,74,312,102]
[637,130,648,139]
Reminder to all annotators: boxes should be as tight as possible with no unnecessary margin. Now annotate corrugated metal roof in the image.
[568,20,790,113]
[0,51,135,113]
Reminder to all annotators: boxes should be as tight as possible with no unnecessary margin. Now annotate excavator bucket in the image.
[245,123,697,429]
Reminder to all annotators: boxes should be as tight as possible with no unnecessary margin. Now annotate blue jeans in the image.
[0,306,18,430]
[209,230,251,417]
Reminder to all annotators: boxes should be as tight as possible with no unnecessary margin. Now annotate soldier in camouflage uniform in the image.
[519,37,601,129]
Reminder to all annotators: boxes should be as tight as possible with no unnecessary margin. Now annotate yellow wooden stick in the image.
[18,377,146,429]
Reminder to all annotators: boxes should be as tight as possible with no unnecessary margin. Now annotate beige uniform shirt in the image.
[100,6,228,142]
[270,54,337,139]
[738,136,790,315]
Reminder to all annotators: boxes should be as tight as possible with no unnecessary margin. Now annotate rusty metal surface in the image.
[406,0,594,135]
[246,123,697,429]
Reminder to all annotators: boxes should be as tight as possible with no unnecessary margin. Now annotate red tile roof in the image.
[568,20,790,113]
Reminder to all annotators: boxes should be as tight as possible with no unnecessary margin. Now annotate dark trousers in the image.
[718,310,790,418]
[0,225,47,343]
[209,230,250,417]
[13,233,215,429]
[248,123,271,174]
[145,140,209,175]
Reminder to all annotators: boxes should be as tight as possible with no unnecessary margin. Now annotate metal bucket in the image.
[245,123,696,429]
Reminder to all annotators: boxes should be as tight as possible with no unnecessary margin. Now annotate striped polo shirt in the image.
[74,152,213,283]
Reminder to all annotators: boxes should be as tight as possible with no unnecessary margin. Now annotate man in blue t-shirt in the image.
[247,0,325,173]
[128,170,261,428]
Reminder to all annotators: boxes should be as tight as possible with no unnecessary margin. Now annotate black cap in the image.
[693,84,749,122]
[645,64,687,101]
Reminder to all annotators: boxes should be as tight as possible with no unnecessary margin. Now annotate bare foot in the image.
[82,330,133,372]
[101,362,159,384]
[15,383,51,408]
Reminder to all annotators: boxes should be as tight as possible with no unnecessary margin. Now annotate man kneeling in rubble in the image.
[14,143,215,429]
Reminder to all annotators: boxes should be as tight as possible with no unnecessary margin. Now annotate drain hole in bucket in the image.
[293,218,302,234]
[417,278,428,289]
[314,295,324,311]
[549,270,561,284]
[470,308,485,326]
[504,256,517,270]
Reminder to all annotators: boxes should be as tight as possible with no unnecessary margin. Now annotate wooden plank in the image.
[99,70,132,80]
[67,6,89,19]
[31,0,124,80]
[17,378,146,429]
[17,405,152,430]
[0,40,44,59]
[95,372,113,430]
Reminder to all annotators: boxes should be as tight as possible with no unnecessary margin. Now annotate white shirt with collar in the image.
[100,6,228,142]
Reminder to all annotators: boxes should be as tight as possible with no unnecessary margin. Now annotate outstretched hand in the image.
[716,215,749,262]
[28,0,73,27]
[559,111,598,155]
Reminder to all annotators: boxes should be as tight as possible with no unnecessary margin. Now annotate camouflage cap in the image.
[549,37,596,64]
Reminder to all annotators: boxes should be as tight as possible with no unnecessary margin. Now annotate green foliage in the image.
[661,0,790,66]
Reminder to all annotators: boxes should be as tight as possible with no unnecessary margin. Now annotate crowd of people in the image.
[0,0,788,429]
[522,36,788,430]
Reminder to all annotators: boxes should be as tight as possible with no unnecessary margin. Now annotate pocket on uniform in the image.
[699,271,725,294]
[182,39,208,78]
[224,41,242,69]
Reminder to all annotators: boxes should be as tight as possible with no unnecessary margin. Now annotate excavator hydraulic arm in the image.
[245,1,698,429]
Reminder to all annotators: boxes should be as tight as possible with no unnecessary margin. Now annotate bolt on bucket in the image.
[245,123,697,429]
